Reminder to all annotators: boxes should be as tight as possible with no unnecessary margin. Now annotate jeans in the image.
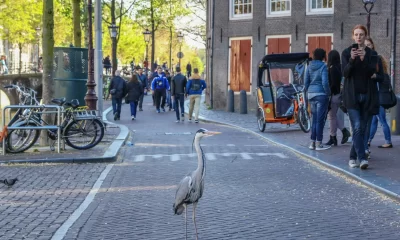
[348,94,371,161]
[369,106,392,144]
[166,90,172,109]
[154,89,166,110]
[138,93,144,109]
[174,94,185,120]
[129,101,138,117]
[188,95,201,120]
[309,95,329,142]
[112,97,123,118]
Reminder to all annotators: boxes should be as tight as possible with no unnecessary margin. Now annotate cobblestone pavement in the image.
[0,163,106,239]
[60,95,400,240]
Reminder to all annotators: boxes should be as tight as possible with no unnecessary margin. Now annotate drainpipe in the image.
[391,0,397,88]
[210,0,215,109]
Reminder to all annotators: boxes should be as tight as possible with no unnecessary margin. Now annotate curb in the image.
[0,107,129,164]
[191,110,400,202]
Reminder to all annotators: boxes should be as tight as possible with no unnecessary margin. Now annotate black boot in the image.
[325,136,337,146]
[341,128,351,144]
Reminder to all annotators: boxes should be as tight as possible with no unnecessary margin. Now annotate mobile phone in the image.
[352,43,359,49]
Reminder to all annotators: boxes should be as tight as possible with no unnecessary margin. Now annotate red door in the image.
[307,36,332,58]
[267,37,291,85]
[230,39,251,92]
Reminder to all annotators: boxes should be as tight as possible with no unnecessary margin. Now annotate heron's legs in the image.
[184,204,187,240]
[193,202,198,240]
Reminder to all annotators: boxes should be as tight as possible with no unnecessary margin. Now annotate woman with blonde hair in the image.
[365,37,392,148]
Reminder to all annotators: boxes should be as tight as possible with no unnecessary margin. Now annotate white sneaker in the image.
[131,116,135,120]
[365,150,371,159]
[315,143,331,151]
[348,160,360,168]
[360,160,369,170]
[175,119,180,123]
[309,142,316,150]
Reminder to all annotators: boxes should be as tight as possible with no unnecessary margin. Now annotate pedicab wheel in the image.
[257,108,266,132]
[298,106,311,133]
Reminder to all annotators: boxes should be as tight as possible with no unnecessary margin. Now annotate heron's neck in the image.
[194,137,205,178]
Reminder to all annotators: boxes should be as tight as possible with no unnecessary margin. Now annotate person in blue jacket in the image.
[151,67,170,113]
[305,48,331,151]
[186,68,206,123]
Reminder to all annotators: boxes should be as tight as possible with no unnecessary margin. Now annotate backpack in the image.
[379,74,397,109]
[191,80,201,91]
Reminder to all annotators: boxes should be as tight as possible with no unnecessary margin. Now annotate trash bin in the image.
[53,47,88,106]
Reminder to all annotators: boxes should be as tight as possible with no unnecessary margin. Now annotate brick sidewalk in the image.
[185,95,400,197]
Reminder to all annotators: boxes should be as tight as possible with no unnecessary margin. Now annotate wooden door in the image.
[267,37,291,85]
[230,39,251,92]
[307,36,332,58]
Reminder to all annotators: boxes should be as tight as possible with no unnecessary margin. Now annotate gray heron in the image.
[173,128,221,240]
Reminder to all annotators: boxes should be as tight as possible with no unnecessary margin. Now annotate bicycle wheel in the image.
[64,118,105,150]
[257,108,266,132]
[6,123,40,153]
[298,106,311,133]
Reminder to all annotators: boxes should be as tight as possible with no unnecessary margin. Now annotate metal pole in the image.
[210,0,216,109]
[367,12,371,35]
[95,0,103,116]
[145,43,149,77]
[84,0,98,110]
[179,44,182,67]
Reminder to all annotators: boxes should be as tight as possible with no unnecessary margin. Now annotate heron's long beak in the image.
[205,131,221,136]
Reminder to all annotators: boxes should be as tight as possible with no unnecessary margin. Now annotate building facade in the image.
[206,0,400,111]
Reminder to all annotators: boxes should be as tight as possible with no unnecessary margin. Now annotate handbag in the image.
[379,74,397,109]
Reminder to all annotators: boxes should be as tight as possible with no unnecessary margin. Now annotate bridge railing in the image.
[4,62,42,74]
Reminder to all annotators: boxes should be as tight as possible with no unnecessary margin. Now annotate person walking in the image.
[136,67,148,111]
[186,68,206,123]
[305,48,331,151]
[186,62,192,78]
[151,67,170,113]
[365,37,393,149]
[341,25,380,170]
[171,66,188,122]
[1,56,9,75]
[108,70,127,121]
[126,74,143,120]
[325,50,351,146]
[103,56,112,75]
[165,70,173,111]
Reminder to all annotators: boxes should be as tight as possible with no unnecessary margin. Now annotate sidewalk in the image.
[0,101,129,163]
[185,95,400,199]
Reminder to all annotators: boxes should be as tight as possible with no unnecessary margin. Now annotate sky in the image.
[177,3,206,49]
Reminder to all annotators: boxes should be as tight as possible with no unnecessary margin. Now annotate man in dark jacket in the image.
[171,66,187,122]
[151,67,170,113]
[341,25,379,170]
[136,67,147,111]
[108,70,127,120]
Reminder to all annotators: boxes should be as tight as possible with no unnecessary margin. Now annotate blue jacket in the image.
[186,74,206,95]
[151,75,170,91]
[137,73,147,89]
[304,60,330,96]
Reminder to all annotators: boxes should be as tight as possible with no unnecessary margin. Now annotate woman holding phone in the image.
[341,25,380,170]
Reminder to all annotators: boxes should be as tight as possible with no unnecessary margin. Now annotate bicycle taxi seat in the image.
[51,97,66,106]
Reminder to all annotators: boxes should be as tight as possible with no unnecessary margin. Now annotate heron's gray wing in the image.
[173,176,192,214]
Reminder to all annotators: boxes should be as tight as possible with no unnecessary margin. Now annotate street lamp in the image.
[108,24,119,76]
[143,29,151,77]
[361,0,377,35]
[35,27,41,72]
[177,31,184,67]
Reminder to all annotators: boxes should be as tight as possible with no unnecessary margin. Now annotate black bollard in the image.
[227,89,234,112]
[240,90,247,114]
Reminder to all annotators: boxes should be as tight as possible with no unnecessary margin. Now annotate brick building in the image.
[206,0,400,111]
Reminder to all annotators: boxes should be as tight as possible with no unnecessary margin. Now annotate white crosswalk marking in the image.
[132,152,287,162]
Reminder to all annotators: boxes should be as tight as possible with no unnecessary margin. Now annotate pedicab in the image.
[256,52,311,133]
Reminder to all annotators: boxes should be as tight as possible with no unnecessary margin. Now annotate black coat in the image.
[109,76,127,99]
[126,81,143,102]
[341,46,380,115]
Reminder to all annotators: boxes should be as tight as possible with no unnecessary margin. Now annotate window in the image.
[267,0,291,17]
[307,0,333,15]
[230,0,253,20]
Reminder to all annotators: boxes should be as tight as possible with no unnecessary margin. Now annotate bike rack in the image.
[1,105,63,155]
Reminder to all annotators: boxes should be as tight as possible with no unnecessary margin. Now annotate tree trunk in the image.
[83,0,89,48]
[111,0,117,77]
[18,43,22,74]
[150,0,155,72]
[41,0,55,145]
[72,0,82,47]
